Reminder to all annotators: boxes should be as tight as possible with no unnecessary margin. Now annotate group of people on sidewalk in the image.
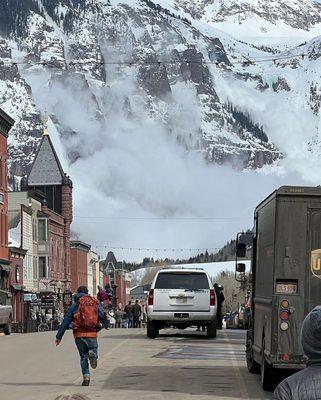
[96,286,147,328]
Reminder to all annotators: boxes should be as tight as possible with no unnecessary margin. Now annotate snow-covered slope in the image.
[131,261,251,284]
[170,0,321,45]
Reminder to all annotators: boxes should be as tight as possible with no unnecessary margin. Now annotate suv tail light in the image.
[210,289,216,306]
[148,289,154,306]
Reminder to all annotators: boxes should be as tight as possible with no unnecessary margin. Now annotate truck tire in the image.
[147,321,158,338]
[246,353,260,374]
[207,320,217,338]
[246,332,260,373]
[261,339,276,391]
[3,321,12,335]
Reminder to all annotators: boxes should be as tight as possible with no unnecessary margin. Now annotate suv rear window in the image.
[154,272,209,290]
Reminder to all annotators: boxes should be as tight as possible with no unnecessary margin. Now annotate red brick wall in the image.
[70,247,88,293]
[45,203,72,292]
[61,183,72,287]
[9,251,24,322]
[0,133,8,262]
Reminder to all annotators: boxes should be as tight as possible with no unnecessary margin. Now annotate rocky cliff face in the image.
[0,0,287,181]
[173,0,321,29]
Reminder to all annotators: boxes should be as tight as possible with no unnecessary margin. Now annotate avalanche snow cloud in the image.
[1,0,321,260]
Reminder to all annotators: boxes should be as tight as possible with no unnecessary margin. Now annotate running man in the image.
[55,286,107,386]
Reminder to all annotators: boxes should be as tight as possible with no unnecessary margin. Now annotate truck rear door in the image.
[276,207,321,364]
[153,272,211,312]
[307,208,321,311]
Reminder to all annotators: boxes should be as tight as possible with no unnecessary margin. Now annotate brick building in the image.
[9,246,26,323]
[100,252,131,307]
[0,108,14,304]
[70,241,91,293]
[20,129,73,292]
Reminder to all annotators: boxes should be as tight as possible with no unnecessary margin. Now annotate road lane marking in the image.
[223,331,250,400]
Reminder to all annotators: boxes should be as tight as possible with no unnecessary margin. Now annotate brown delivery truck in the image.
[235,186,321,390]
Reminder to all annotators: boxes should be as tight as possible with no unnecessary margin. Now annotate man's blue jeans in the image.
[126,317,133,328]
[75,337,98,377]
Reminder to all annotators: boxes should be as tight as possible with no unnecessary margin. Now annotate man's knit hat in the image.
[301,306,321,359]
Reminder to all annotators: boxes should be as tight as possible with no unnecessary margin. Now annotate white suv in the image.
[147,268,217,338]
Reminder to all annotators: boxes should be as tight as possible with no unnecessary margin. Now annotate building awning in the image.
[12,284,23,291]
[0,264,11,272]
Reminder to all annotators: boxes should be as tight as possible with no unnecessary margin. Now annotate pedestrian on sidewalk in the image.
[97,285,109,306]
[55,286,107,387]
[97,285,111,329]
[108,309,116,328]
[133,300,142,328]
[124,301,134,328]
[274,306,321,399]
[114,304,124,328]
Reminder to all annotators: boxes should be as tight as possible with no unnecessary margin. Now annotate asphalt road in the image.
[0,328,273,400]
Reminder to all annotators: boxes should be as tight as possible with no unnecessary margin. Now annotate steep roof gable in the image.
[28,135,65,186]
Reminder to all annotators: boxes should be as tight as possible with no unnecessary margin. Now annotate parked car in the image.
[0,298,12,335]
[238,304,246,329]
[147,268,217,338]
[225,311,239,329]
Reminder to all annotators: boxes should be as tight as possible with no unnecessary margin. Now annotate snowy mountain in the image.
[173,0,321,29]
[1,0,321,259]
[170,0,321,45]
[0,0,286,180]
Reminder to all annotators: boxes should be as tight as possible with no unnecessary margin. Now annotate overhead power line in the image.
[9,227,223,252]
[73,215,249,221]
[0,51,309,68]
[92,244,221,252]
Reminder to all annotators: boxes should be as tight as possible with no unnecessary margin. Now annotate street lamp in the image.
[55,281,63,313]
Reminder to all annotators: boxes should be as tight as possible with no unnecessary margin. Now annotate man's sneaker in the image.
[82,377,90,386]
[88,350,98,369]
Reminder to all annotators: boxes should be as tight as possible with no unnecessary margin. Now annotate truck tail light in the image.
[148,289,154,306]
[280,310,289,320]
[280,321,289,331]
[210,289,216,306]
[281,299,289,309]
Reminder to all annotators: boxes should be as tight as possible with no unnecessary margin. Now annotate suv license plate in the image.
[174,313,189,319]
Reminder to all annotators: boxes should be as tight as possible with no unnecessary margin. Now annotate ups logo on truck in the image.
[311,249,321,276]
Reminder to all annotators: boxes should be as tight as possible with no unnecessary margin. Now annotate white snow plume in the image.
[19,55,309,262]
[67,102,302,262]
